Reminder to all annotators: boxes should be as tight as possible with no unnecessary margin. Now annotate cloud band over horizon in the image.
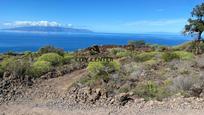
[3,21,73,27]
[1,18,188,33]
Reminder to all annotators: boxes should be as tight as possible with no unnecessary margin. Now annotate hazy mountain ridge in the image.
[3,26,93,33]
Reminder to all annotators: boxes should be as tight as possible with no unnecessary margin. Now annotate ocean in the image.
[0,31,192,53]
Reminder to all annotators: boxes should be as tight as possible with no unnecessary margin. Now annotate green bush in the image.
[128,40,145,47]
[116,51,130,58]
[38,53,63,66]
[0,57,16,70]
[87,61,120,75]
[4,51,17,56]
[85,61,120,83]
[133,81,169,101]
[38,45,64,56]
[174,51,194,60]
[30,60,52,77]
[199,42,204,53]
[0,65,4,77]
[0,58,31,77]
[172,42,192,51]
[87,61,104,75]
[63,53,74,64]
[133,52,159,62]
[162,52,180,62]
[109,48,126,55]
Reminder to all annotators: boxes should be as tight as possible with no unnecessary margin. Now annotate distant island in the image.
[3,26,93,33]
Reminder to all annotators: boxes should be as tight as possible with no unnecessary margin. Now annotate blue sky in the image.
[0,0,203,33]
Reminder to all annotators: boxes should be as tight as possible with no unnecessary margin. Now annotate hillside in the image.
[1,41,204,114]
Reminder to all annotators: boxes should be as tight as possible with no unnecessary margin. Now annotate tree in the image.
[184,3,204,41]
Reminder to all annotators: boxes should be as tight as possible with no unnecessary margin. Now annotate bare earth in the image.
[1,69,204,115]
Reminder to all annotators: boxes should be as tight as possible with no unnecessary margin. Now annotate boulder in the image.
[115,93,133,106]
[190,84,203,97]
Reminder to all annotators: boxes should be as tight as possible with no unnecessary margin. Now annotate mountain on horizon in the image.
[3,26,93,33]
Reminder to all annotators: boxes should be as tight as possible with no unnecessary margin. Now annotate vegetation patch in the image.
[174,51,194,60]
[128,40,146,47]
[133,81,170,101]
[87,61,120,75]
[63,53,74,64]
[162,52,180,62]
[38,45,64,56]
[133,51,160,62]
[29,61,52,77]
[116,51,130,58]
[38,53,63,66]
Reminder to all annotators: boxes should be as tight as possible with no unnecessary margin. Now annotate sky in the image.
[0,0,203,33]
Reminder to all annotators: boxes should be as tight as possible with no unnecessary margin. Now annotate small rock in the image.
[95,88,101,95]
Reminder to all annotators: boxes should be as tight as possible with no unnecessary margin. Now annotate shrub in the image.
[177,41,204,54]
[170,76,195,92]
[0,58,31,77]
[128,40,145,47]
[109,48,126,55]
[172,42,192,51]
[87,61,104,75]
[174,51,194,60]
[0,57,16,70]
[63,53,74,64]
[87,61,120,76]
[199,42,204,53]
[38,53,63,66]
[30,60,52,77]
[103,61,120,73]
[162,52,180,62]
[133,52,159,62]
[38,45,64,56]
[0,65,4,77]
[116,51,130,58]
[133,81,169,101]
[4,51,18,56]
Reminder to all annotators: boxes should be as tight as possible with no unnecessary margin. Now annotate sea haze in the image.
[0,31,192,53]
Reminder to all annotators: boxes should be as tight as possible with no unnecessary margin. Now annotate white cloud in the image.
[67,24,73,27]
[124,19,187,26]
[3,21,63,27]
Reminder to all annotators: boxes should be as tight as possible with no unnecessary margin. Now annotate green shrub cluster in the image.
[38,45,64,56]
[162,51,194,62]
[133,52,159,62]
[128,40,145,47]
[38,53,63,66]
[63,53,74,64]
[29,60,52,77]
[116,51,130,58]
[162,52,180,62]
[174,51,194,60]
[133,81,169,101]
[86,61,120,83]
[0,57,31,77]
[109,48,126,55]
[87,61,120,75]
[0,65,4,77]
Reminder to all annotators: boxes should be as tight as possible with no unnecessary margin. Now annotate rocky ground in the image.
[1,68,204,115]
[1,95,204,115]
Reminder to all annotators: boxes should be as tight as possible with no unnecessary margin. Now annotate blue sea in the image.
[0,31,192,53]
